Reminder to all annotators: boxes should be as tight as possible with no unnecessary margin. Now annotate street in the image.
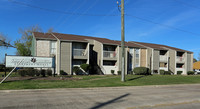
[0,84,200,109]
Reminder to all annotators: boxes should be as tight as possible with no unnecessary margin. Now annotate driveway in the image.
[0,84,200,109]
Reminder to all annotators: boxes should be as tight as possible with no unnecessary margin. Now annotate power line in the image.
[7,0,119,16]
[8,0,200,37]
[126,14,200,37]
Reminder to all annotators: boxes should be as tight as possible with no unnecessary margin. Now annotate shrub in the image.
[164,71,171,75]
[41,70,46,77]
[111,70,115,75]
[117,71,121,75]
[60,70,67,75]
[35,70,40,76]
[177,71,183,75]
[160,70,165,75]
[133,67,150,75]
[80,64,90,72]
[26,69,36,77]
[46,69,52,76]
[73,66,80,75]
[187,71,195,75]
[18,69,27,77]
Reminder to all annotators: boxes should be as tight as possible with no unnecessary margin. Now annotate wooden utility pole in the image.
[121,0,125,82]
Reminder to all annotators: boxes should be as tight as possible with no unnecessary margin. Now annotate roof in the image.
[193,61,200,69]
[33,32,192,53]
[130,41,192,53]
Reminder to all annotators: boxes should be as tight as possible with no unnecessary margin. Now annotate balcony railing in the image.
[73,49,87,56]
[176,56,184,62]
[160,55,168,62]
[103,51,117,58]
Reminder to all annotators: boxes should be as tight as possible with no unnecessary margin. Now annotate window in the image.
[103,61,116,66]
[50,41,56,54]
[73,60,86,66]
[134,49,140,67]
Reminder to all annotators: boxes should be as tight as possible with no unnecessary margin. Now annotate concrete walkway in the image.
[0,84,200,109]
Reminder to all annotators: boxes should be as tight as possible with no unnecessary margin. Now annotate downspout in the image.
[51,33,61,75]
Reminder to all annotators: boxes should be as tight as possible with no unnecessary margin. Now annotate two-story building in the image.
[31,32,193,75]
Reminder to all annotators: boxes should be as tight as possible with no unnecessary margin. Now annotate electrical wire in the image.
[7,0,119,16]
[7,0,200,37]
[126,14,200,36]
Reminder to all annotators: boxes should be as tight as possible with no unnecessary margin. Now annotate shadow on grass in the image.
[127,75,151,81]
[90,93,130,109]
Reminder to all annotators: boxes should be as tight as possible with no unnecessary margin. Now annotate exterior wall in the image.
[60,42,71,74]
[187,53,193,72]
[140,49,147,67]
[147,48,152,69]
[153,50,159,71]
[93,40,103,66]
[118,46,128,74]
[36,40,50,57]
[169,49,176,73]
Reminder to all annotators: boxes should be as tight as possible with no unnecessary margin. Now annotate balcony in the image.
[160,55,168,62]
[176,56,185,63]
[103,51,117,60]
[73,49,88,59]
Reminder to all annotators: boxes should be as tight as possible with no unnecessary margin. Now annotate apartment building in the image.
[31,32,193,75]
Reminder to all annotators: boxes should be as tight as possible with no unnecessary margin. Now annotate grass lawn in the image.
[0,75,200,90]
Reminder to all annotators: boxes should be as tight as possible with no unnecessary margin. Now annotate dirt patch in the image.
[0,76,82,82]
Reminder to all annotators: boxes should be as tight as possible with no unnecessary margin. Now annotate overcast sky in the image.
[1,0,200,62]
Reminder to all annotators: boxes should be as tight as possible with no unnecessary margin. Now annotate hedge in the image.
[133,67,150,75]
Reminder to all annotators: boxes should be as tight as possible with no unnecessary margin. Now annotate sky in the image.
[1,0,200,62]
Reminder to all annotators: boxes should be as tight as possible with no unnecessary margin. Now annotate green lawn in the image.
[0,75,200,90]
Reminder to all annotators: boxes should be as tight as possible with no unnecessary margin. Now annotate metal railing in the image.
[103,51,117,58]
[73,49,87,56]
[160,55,168,62]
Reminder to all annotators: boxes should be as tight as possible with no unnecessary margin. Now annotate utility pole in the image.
[121,0,125,82]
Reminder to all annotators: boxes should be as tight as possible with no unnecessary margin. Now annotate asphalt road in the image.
[0,84,200,109]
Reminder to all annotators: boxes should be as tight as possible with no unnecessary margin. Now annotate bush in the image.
[80,64,90,72]
[41,70,46,77]
[60,70,67,75]
[187,71,195,75]
[26,69,36,77]
[160,70,165,75]
[177,71,183,75]
[73,66,80,75]
[164,71,171,75]
[46,69,52,76]
[133,67,150,75]
[18,69,27,77]
[117,71,121,75]
[111,70,115,75]
[35,70,40,76]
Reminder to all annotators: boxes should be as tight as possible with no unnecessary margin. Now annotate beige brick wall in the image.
[140,49,147,67]
[169,49,176,73]
[147,48,152,68]
[187,53,193,71]
[36,40,50,57]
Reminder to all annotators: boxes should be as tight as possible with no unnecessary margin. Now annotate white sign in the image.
[6,56,55,68]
